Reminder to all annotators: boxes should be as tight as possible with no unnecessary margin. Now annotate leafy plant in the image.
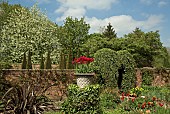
[61,84,102,114]
[0,82,52,114]
[72,56,94,73]
[141,70,153,86]
[130,87,144,97]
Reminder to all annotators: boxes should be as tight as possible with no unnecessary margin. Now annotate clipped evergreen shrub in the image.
[59,51,66,69]
[117,50,136,92]
[61,84,102,114]
[40,54,44,69]
[21,52,27,69]
[92,48,119,87]
[45,51,52,69]
[26,50,32,69]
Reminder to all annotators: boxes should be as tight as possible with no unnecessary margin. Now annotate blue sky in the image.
[8,0,170,47]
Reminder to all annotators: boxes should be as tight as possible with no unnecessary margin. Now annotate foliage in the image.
[0,82,52,114]
[40,54,44,69]
[100,88,121,110]
[61,84,102,114]
[124,28,166,67]
[72,56,94,73]
[130,87,144,97]
[0,3,59,63]
[92,48,119,87]
[26,50,32,69]
[116,50,136,92]
[21,52,26,69]
[141,70,153,86]
[102,22,117,40]
[81,35,108,57]
[58,17,90,69]
[45,51,52,69]
[0,61,12,69]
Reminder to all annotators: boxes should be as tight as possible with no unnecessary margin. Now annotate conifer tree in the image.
[26,50,32,69]
[21,52,26,69]
[40,54,44,69]
[103,23,117,40]
[45,51,52,69]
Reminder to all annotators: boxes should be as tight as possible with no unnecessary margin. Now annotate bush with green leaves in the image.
[117,50,136,92]
[61,84,102,114]
[92,48,119,87]
[141,70,153,86]
[92,48,136,92]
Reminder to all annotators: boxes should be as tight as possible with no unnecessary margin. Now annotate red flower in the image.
[131,97,135,102]
[72,56,94,64]
[126,93,130,97]
[141,102,146,109]
[152,96,156,101]
[158,103,164,107]
[120,96,125,101]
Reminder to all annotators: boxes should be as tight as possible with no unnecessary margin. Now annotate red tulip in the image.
[158,103,164,107]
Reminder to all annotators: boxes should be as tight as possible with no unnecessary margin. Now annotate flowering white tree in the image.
[1,4,59,63]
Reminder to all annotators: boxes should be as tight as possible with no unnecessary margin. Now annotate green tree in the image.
[0,3,59,63]
[124,28,165,67]
[58,17,90,69]
[26,50,32,69]
[102,22,117,40]
[21,52,26,69]
[40,54,44,69]
[45,51,52,69]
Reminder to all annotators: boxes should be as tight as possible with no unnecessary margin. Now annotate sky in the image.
[7,0,170,47]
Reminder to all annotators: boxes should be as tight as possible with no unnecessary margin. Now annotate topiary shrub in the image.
[40,54,44,69]
[61,84,102,114]
[21,52,27,69]
[45,51,52,69]
[91,48,119,87]
[117,50,136,92]
[26,50,32,69]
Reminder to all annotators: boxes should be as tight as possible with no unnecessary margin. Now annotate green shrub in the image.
[26,50,32,69]
[61,84,102,114]
[0,61,12,69]
[45,51,52,69]
[117,50,136,92]
[100,92,120,109]
[92,48,136,92]
[92,48,119,87]
[21,52,27,69]
[141,70,153,86]
[40,54,44,69]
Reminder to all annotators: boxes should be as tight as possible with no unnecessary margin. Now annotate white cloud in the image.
[33,0,51,4]
[54,0,164,37]
[55,0,119,22]
[86,15,164,36]
[158,1,167,7]
[56,7,86,22]
[140,0,153,5]
[56,0,118,10]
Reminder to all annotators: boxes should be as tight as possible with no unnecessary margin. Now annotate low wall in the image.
[1,69,75,101]
[135,67,170,87]
[1,68,170,100]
